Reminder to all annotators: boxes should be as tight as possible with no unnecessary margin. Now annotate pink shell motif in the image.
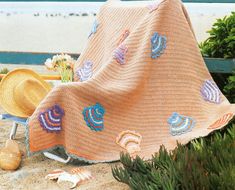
[118,30,130,46]
[208,113,234,130]
[147,0,165,13]
[113,44,128,65]
[45,168,93,189]
[116,130,142,155]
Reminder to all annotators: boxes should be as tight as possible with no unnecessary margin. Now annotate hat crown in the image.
[13,79,49,116]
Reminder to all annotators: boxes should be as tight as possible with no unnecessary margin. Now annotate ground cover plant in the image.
[112,123,235,190]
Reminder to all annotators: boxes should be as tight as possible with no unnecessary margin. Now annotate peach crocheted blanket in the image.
[27,0,235,162]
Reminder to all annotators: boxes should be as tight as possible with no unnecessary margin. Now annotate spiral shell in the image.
[0,140,21,170]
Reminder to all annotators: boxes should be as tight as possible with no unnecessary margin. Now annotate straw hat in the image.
[0,69,51,118]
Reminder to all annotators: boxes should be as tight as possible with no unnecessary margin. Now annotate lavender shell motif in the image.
[147,0,165,13]
[39,105,64,133]
[201,79,221,104]
[113,44,128,65]
[151,32,167,59]
[76,61,93,82]
[167,112,195,136]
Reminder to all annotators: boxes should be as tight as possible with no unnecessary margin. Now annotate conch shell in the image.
[0,139,22,170]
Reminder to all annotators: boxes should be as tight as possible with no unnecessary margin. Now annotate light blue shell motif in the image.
[167,112,195,136]
[151,32,167,59]
[88,20,99,38]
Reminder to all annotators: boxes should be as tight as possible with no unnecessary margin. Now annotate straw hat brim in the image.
[0,69,51,118]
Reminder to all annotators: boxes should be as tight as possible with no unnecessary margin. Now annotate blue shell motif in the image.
[201,79,221,104]
[88,20,99,38]
[38,105,64,133]
[167,112,195,136]
[83,103,105,131]
[151,32,167,59]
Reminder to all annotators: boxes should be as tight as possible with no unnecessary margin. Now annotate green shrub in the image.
[0,68,9,81]
[199,12,235,58]
[223,72,235,103]
[112,124,235,190]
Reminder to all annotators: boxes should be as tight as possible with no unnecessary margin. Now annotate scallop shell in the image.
[118,30,130,46]
[151,32,167,59]
[0,140,21,170]
[201,79,221,104]
[167,112,195,136]
[116,130,142,155]
[208,113,234,130]
[147,0,165,13]
[76,61,93,82]
[113,44,128,65]
[83,103,105,131]
[39,104,64,133]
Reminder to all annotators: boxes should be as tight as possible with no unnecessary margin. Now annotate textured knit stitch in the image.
[83,103,105,131]
[151,32,167,59]
[38,105,64,133]
[27,0,235,163]
[201,79,221,104]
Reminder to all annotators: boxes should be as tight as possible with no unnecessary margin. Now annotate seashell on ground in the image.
[45,167,93,189]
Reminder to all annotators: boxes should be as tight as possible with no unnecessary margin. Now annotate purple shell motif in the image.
[39,105,64,133]
[201,79,221,104]
[113,44,128,65]
[76,61,93,82]
[167,112,195,136]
